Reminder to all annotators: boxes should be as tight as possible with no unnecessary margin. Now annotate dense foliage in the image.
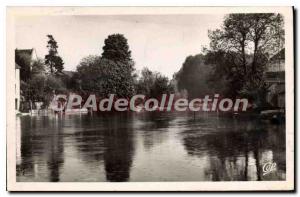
[102,34,132,63]
[175,54,213,99]
[205,13,284,105]
[136,68,174,98]
[75,56,135,98]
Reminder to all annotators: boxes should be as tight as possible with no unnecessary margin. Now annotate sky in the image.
[15,15,225,78]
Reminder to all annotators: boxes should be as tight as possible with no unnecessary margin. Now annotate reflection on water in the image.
[16,112,286,182]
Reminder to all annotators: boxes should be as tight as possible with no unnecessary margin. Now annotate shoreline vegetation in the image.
[49,93,249,113]
[16,13,285,119]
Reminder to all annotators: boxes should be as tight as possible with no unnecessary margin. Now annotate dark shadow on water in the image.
[73,113,136,182]
[136,111,175,150]
[102,113,135,182]
[181,115,286,181]
[17,116,65,182]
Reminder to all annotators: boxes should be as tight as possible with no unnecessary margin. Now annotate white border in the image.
[6,6,294,191]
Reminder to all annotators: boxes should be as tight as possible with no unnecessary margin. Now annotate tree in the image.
[79,33,137,98]
[204,50,241,97]
[43,75,67,105]
[45,35,64,74]
[175,54,213,99]
[136,67,174,98]
[76,56,135,98]
[206,13,284,100]
[151,73,173,98]
[209,14,251,75]
[21,74,46,104]
[20,59,46,111]
[31,58,46,76]
[135,68,155,97]
[247,14,284,74]
[101,34,132,63]
[20,59,66,110]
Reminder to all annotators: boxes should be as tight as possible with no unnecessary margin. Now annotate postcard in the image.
[6,6,294,191]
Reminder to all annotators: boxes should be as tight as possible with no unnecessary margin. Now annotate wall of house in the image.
[15,68,20,111]
[266,60,285,72]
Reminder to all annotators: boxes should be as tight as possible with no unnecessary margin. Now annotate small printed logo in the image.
[262,162,277,176]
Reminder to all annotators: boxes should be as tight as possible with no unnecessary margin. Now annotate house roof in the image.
[15,49,34,58]
[15,63,21,69]
[270,48,285,62]
[15,48,37,71]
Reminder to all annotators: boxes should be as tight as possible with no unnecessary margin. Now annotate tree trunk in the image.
[252,39,259,74]
[241,41,247,75]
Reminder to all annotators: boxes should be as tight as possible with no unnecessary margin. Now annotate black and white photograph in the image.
[6,6,294,191]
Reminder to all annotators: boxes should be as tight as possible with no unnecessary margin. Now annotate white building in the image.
[15,48,38,113]
[15,63,21,113]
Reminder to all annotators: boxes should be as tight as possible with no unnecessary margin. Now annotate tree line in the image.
[19,34,175,110]
[19,13,284,111]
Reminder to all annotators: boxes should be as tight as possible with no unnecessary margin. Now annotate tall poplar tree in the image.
[45,35,64,74]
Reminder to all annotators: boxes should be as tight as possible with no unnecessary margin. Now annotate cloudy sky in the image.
[15,15,224,78]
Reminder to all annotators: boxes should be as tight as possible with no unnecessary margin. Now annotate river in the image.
[16,112,286,182]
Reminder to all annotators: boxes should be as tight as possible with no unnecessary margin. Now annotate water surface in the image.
[16,112,286,182]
